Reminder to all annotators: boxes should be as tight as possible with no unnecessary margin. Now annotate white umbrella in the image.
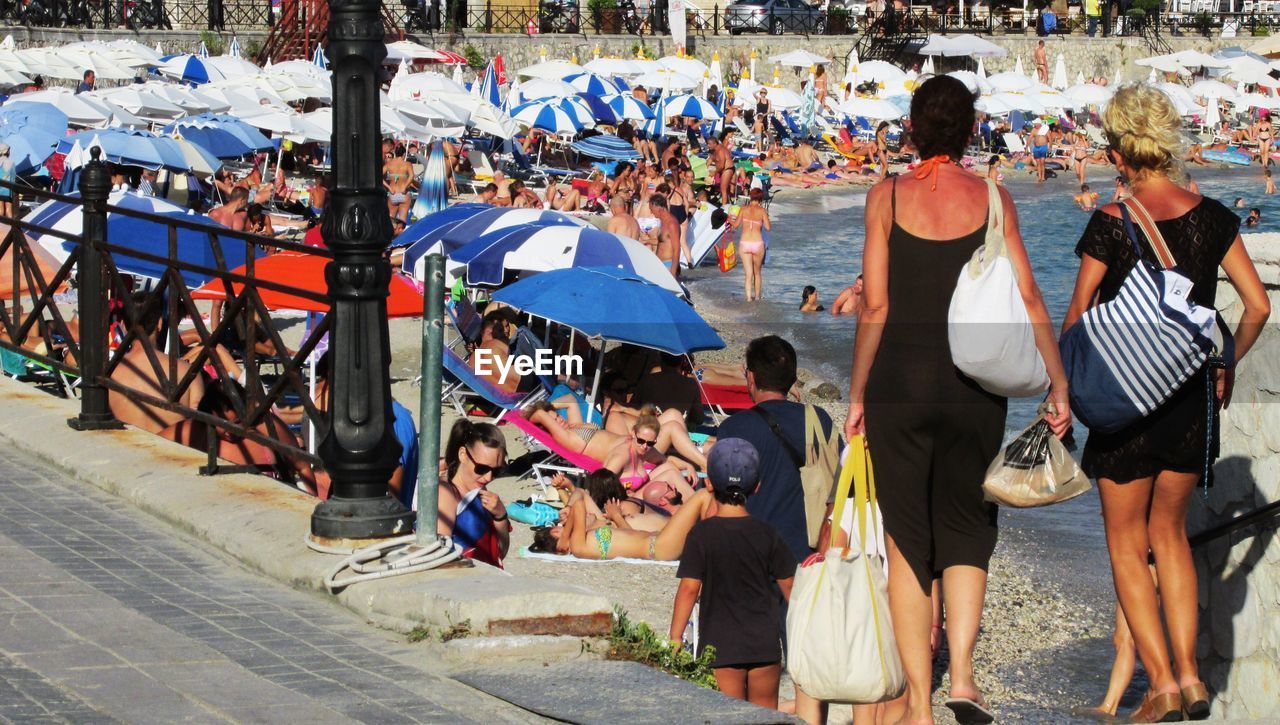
[976,95,1016,114]
[601,93,655,121]
[391,71,467,99]
[408,90,519,138]
[239,107,328,143]
[838,96,905,119]
[1076,71,1086,85]
[988,91,1046,114]
[1137,53,1189,74]
[945,35,1008,58]
[1223,55,1279,86]
[1205,98,1221,127]
[708,53,724,93]
[142,82,215,114]
[75,95,148,129]
[921,56,936,76]
[452,63,464,87]
[920,34,955,56]
[1112,65,1123,87]
[1190,79,1240,100]
[204,55,262,79]
[7,89,109,127]
[658,55,709,77]
[1052,54,1068,90]
[0,66,30,86]
[392,97,472,127]
[634,69,700,91]
[584,58,644,76]
[1169,49,1229,70]
[987,71,1035,92]
[385,40,447,63]
[1063,83,1114,106]
[661,93,721,120]
[1156,82,1199,115]
[517,59,585,80]
[517,77,578,101]
[24,47,135,79]
[853,60,907,86]
[1015,57,1025,76]
[768,49,831,67]
[947,70,990,94]
[977,57,987,80]
[1234,92,1280,110]
[86,87,186,123]
[735,79,804,110]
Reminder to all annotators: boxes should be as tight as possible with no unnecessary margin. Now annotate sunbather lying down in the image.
[547,470,673,533]
[529,488,716,561]
[524,401,709,470]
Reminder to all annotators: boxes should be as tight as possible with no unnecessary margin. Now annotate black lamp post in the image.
[311,0,413,539]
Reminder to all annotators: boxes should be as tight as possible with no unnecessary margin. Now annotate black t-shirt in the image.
[631,369,705,429]
[718,400,838,561]
[676,516,797,668]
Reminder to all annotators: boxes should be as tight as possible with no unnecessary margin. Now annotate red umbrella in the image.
[434,50,467,65]
[494,53,507,85]
[190,251,424,318]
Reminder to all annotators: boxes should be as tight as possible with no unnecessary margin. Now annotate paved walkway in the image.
[0,448,534,724]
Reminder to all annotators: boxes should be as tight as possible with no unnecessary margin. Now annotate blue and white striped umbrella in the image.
[602,93,654,121]
[479,61,501,107]
[661,93,722,120]
[509,99,589,133]
[645,93,668,137]
[197,41,209,59]
[574,92,619,124]
[227,35,241,58]
[564,72,622,97]
[410,140,449,222]
[164,113,273,158]
[312,45,327,69]
[449,225,685,296]
[571,133,640,160]
[402,206,590,280]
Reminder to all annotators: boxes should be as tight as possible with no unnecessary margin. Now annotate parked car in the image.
[725,0,827,34]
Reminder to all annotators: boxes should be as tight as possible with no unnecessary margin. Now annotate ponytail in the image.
[444,418,506,480]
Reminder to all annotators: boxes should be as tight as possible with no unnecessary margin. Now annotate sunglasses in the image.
[464,447,506,477]
[634,435,658,448]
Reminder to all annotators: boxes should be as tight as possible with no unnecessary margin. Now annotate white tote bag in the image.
[786,438,905,704]
[947,179,1050,398]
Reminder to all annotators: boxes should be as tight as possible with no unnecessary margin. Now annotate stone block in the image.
[1233,655,1280,720]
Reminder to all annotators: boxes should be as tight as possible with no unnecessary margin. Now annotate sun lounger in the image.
[440,344,531,421]
[446,296,484,352]
[1002,133,1027,154]
[502,413,604,485]
[699,381,754,423]
[1084,124,1109,149]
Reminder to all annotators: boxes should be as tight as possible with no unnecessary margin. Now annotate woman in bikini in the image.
[875,121,892,180]
[530,488,718,561]
[601,410,697,512]
[547,470,673,533]
[731,187,771,301]
[436,419,511,568]
[384,145,415,221]
[523,401,708,470]
[1257,111,1273,168]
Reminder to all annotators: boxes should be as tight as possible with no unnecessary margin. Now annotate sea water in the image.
[683,166,1265,715]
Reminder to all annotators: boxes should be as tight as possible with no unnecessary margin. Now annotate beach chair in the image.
[698,381,754,424]
[1003,133,1027,154]
[502,413,604,485]
[446,296,484,352]
[0,346,78,398]
[1083,124,1109,149]
[782,113,810,143]
[440,345,533,421]
[509,145,582,185]
[770,115,794,146]
[854,117,875,140]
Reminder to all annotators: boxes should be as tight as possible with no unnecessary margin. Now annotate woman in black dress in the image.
[845,76,1071,725]
[1063,85,1270,723]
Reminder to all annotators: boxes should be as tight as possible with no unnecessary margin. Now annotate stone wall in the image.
[1191,233,1280,720]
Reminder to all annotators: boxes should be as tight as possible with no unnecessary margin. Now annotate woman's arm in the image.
[436,482,459,537]
[762,209,772,232]
[845,182,892,438]
[1061,255,1108,333]
[1000,187,1071,436]
[668,578,702,644]
[1218,235,1272,407]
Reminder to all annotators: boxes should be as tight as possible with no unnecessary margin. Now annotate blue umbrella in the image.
[410,140,449,221]
[509,99,587,134]
[564,72,622,96]
[402,207,587,278]
[479,61,501,108]
[165,113,273,158]
[449,225,684,296]
[645,93,668,138]
[59,129,194,172]
[661,94,722,120]
[571,133,640,160]
[312,45,327,69]
[159,55,221,85]
[603,93,654,121]
[393,203,493,250]
[0,102,68,174]
[492,266,722,355]
[574,92,619,124]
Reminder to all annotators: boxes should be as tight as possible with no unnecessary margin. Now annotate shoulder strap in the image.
[1121,197,1178,269]
[890,176,897,219]
[750,405,803,469]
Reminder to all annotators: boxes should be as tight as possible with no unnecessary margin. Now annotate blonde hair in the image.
[633,405,661,436]
[1102,84,1184,185]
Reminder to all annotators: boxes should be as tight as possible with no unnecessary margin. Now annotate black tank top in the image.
[881,178,988,349]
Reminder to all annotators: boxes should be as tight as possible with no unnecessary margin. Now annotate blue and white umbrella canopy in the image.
[479,61,502,107]
[410,140,449,221]
[492,267,720,355]
[227,35,242,58]
[564,72,622,97]
[59,128,220,173]
[164,113,272,158]
[509,98,591,134]
[312,45,327,69]
[159,54,257,85]
[449,225,685,297]
[0,102,68,174]
[645,93,668,137]
[402,206,590,279]
[197,41,209,59]
[571,133,640,160]
[661,93,722,120]
[574,93,619,124]
[602,93,654,121]
[26,190,262,286]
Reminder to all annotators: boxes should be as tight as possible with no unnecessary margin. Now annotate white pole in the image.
[586,340,606,418]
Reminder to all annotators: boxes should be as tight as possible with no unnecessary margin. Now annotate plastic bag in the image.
[982,414,1091,508]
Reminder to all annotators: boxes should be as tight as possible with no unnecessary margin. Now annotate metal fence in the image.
[0,170,332,485]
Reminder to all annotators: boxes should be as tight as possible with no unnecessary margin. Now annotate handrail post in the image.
[310,0,412,540]
[69,147,122,433]
[415,253,445,545]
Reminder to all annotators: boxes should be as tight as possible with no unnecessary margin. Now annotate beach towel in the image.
[519,546,678,566]
[455,489,504,568]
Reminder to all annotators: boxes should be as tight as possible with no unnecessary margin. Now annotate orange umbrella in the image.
[190,251,424,318]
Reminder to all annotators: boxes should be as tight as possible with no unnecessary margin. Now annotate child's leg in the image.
[713,666,748,701]
[1101,603,1138,714]
[744,662,782,710]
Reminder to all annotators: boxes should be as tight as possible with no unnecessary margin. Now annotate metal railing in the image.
[0,169,333,486]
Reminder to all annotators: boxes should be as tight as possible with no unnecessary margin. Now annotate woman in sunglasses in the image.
[602,410,697,513]
[436,419,510,569]
[524,401,708,470]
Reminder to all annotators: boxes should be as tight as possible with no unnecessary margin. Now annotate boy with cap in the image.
[669,438,797,709]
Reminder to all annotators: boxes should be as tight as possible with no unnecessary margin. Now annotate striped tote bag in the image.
[1060,199,1225,434]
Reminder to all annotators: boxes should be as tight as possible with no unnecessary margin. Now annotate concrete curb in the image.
[0,377,612,637]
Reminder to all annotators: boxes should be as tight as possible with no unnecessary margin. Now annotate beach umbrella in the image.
[565,71,622,96]
[1156,82,1200,115]
[799,76,817,132]
[518,77,578,101]
[451,63,464,87]
[197,41,209,58]
[1205,98,1222,127]
[658,56,709,78]
[1222,55,1280,87]
[57,140,87,194]
[385,40,446,63]
[479,60,502,106]
[1063,84,1114,107]
[601,92,654,122]
[28,190,261,286]
[86,87,186,123]
[1052,54,1068,90]
[518,59,585,80]
[159,55,252,84]
[311,45,327,69]
[920,34,954,56]
[392,70,468,99]
[451,226,684,296]
[393,203,492,248]
[77,95,149,129]
[1015,57,1025,76]
[411,141,450,222]
[661,93,721,120]
[574,93,620,124]
[1169,49,1228,70]
[585,58,644,77]
[838,96,905,120]
[237,107,329,143]
[988,71,1034,92]
[1076,71,1086,85]
[945,35,1008,58]
[1189,79,1240,101]
[1112,65,1123,87]
[853,60,906,86]
[920,56,935,76]
[142,82,216,114]
[0,102,66,173]
[977,57,987,80]
[166,114,274,157]
[1234,92,1280,110]
[768,49,831,67]
[228,35,241,58]
[59,128,188,171]
[987,91,1045,115]
[509,99,590,133]
[20,46,133,80]
[0,65,29,86]
[191,251,423,317]
[571,133,641,160]
[492,267,719,355]
[1137,53,1189,74]
[975,95,1016,115]
[402,207,590,277]
[634,69,700,91]
[7,90,108,127]
[947,70,989,94]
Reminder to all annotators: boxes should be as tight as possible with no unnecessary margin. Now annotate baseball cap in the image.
[707,438,761,494]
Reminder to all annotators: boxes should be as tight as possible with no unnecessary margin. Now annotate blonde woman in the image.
[1063,85,1271,723]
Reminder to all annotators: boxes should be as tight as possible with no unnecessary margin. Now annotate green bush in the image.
[199,31,227,56]
[462,44,485,69]
[606,608,719,690]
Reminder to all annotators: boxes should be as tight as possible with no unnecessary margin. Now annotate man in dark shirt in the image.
[75,70,94,95]
[716,335,839,563]
[630,353,704,429]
